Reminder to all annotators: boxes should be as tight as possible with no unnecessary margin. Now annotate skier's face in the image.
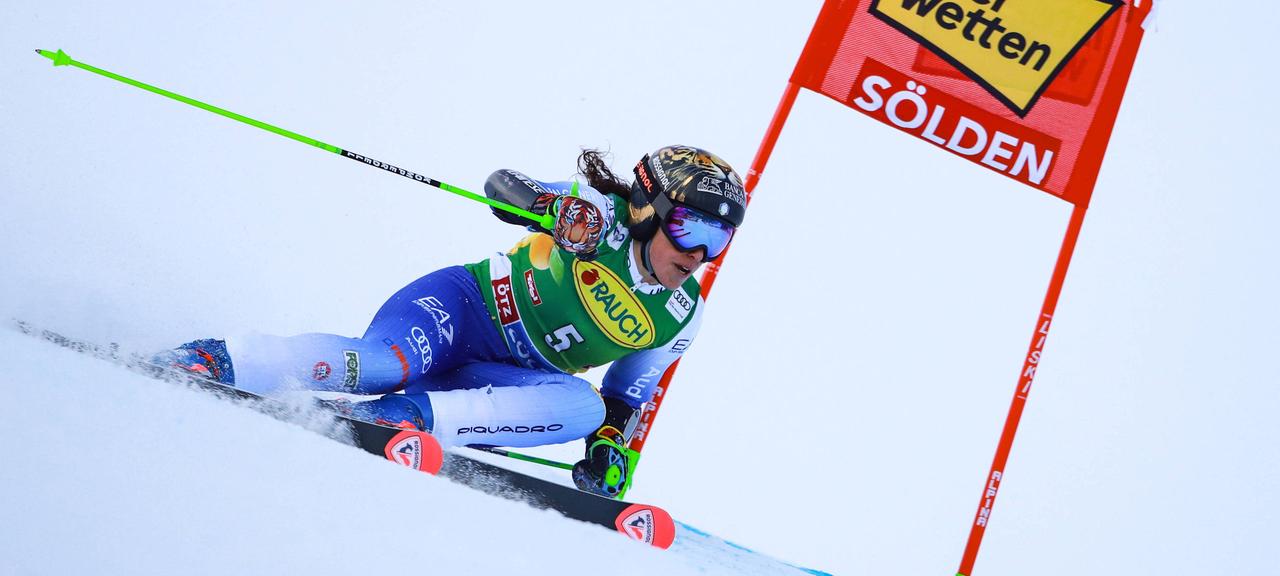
[647,230,705,289]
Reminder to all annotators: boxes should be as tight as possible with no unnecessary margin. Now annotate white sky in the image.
[2,1,1277,574]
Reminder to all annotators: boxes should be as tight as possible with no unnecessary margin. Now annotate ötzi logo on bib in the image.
[870,0,1120,116]
[572,260,654,349]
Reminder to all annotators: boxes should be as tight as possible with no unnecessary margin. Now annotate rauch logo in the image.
[572,260,654,349]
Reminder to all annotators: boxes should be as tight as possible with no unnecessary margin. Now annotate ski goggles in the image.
[662,205,736,261]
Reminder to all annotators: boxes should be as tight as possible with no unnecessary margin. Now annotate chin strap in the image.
[639,238,660,284]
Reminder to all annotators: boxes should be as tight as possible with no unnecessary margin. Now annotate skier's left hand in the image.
[539,194,604,261]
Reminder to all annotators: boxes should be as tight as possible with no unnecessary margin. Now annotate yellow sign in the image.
[871,0,1119,115]
[573,260,655,349]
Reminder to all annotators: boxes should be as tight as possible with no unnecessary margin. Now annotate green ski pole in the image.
[468,446,576,471]
[35,48,553,230]
[467,446,636,500]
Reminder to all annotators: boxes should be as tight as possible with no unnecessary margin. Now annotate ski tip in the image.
[384,429,444,475]
[614,504,676,549]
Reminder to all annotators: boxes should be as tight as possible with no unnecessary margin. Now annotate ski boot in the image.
[315,395,433,432]
[573,396,640,498]
[153,338,236,385]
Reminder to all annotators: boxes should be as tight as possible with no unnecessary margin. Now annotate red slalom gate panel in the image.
[630,4,1151,574]
[782,1,1155,574]
[789,0,1154,208]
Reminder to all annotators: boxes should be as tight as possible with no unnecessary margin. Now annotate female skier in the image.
[157,145,747,496]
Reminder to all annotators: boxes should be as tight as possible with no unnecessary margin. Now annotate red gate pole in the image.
[627,82,802,456]
[957,203,1088,576]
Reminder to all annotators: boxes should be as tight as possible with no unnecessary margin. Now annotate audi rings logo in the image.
[409,326,433,373]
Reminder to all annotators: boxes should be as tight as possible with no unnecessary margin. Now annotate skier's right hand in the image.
[572,424,633,498]
[537,193,604,261]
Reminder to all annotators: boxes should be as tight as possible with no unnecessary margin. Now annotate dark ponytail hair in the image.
[577,149,632,199]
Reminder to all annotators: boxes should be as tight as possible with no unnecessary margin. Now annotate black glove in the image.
[572,397,639,497]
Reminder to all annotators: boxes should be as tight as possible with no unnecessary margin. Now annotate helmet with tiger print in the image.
[628,145,747,242]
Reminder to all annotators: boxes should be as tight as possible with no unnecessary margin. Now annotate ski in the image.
[15,322,676,549]
[16,321,443,474]
[439,453,675,549]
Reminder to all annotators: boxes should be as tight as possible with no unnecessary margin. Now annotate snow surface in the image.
[0,328,818,575]
[2,1,1278,575]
